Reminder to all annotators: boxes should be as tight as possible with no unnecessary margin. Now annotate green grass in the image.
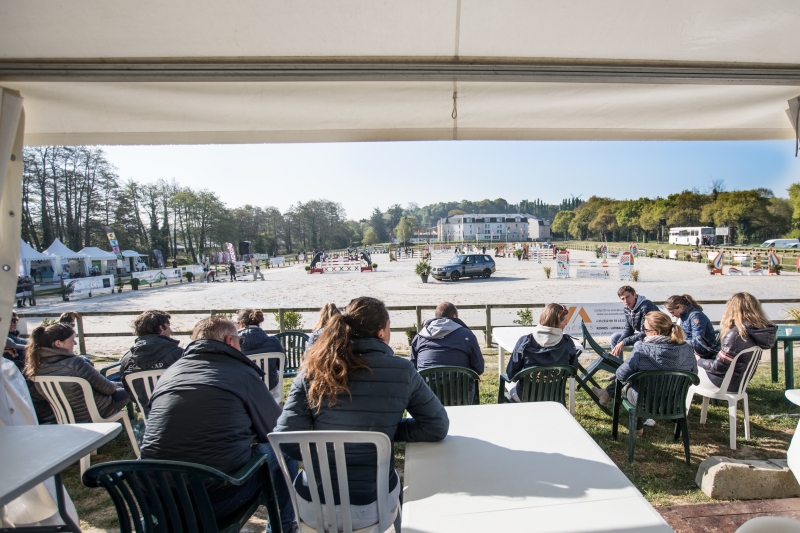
[65,353,798,529]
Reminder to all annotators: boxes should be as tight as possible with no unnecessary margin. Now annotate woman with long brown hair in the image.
[697,292,776,392]
[25,323,129,424]
[306,303,340,347]
[275,296,449,532]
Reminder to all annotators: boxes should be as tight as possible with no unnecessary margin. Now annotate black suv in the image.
[431,254,497,282]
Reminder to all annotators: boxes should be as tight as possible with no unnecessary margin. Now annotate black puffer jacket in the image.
[237,326,283,390]
[28,347,119,423]
[698,324,777,392]
[619,295,660,346]
[119,335,183,413]
[275,337,449,506]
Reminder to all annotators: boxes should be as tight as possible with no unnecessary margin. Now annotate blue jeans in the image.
[610,332,624,350]
[211,443,298,533]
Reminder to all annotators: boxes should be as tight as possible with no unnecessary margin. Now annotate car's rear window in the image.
[484,255,493,262]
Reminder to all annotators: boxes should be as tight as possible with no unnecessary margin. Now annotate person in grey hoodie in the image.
[610,285,660,358]
[504,303,578,402]
[595,311,697,434]
[410,302,484,375]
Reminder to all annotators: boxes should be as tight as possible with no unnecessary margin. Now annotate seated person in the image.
[119,310,184,414]
[595,311,697,435]
[26,324,130,424]
[275,297,449,532]
[610,285,659,358]
[236,309,284,393]
[141,316,297,532]
[504,303,578,403]
[4,311,26,371]
[307,303,340,348]
[664,294,719,359]
[697,292,777,392]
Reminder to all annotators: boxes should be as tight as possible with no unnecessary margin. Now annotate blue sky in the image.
[103,140,800,221]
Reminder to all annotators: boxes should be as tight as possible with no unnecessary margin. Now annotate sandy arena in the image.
[19,249,799,356]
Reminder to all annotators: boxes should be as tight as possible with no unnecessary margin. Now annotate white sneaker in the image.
[644,419,656,427]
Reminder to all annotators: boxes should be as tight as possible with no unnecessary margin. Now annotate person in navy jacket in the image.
[664,294,719,359]
[410,302,484,375]
[236,309,284,392]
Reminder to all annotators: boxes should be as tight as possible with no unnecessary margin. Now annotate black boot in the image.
[16,299,22,308]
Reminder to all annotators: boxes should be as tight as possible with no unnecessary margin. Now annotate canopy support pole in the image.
[0,87,24,333]
[788,96,800,157]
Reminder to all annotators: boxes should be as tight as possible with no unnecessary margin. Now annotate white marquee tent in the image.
[18,239,57,278]
[42,238,89,276]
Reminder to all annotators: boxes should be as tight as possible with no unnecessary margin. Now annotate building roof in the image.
[440,213,545,223]
[1,1,799,145]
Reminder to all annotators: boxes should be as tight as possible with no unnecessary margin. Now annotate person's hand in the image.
[695,353,701,361]
[611,342,625,357]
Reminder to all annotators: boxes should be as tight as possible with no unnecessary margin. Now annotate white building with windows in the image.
[437,214,550,242]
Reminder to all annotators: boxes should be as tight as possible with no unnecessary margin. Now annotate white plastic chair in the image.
[736,516,800,532]
[268,431,397,533]
[785,389,800,482]
[123,368,166,424]
[247,352,285,404]
[686,346,762,449]
[34,375,140,475]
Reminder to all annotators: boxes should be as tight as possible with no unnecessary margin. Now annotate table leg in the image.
[569,377,576,415]
[55,471,81,532]
[772,344,779,382]
[498,345,505,378]
[786,341,795,392]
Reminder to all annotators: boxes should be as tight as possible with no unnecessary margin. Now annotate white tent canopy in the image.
[121,250,147,258]
[18,239,57,278]
[1,1,799,144]
[42,238,89,276]
[78,247,118,261]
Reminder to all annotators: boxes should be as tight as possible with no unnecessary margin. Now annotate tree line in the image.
[22,147,800,262]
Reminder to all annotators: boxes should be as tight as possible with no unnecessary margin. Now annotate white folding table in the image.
[0,423,122,532]
[403,403,673,533]
[492,326,579,414]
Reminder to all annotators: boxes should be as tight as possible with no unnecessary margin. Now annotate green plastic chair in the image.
[419,366,480,406]
[576,321,624,416]
[498,365,576,405]
[275,331,309,378]
[611,370,700,464]
[82,453,281,533]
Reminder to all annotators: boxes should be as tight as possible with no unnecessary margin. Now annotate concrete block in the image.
[697,456,800,500]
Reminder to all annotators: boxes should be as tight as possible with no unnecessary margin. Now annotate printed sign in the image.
[134,268,183,284]
[576,268,611,279]
[619,251,634,280]
[556,251,570,279]
[104,226,123,260]
[562,302,627,337]
[65,275,114,297]
[225,242,237,262]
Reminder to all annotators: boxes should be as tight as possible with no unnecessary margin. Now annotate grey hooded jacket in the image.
[410,317,484,374]
[616,336,697,392]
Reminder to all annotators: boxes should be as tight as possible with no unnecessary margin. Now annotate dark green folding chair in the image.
[576,321,624,416]
[498,365,576,405]
[82,453,281,533]
[419,366,480,406]
[275,331,309,378]
[611,370,700,464]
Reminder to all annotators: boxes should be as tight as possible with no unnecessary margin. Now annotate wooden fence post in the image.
[76,313,87,355]
[485,304,492,346]
[415,306,422,332]
[279,308,285,332]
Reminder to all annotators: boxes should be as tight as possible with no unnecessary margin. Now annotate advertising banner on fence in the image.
[561,302,627,337]
[134,268,183,285]
[576,268,611,279]
[619,251,634,280]
[556,251,570,278]
[66,275,114,297]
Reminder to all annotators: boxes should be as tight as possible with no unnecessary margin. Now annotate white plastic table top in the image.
[403,403,673,533]
[0,423,121,507]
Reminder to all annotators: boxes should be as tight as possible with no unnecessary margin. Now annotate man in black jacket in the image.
[141,316,297,532]
[119,310,183,414]
[610,286,660,358]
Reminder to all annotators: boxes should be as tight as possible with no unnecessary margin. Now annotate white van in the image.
[761,239,800,248]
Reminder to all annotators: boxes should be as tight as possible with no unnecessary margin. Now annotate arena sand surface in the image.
[23,249,800,356]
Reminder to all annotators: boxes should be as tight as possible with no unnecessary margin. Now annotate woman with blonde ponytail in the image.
[274,297,449,532]
[26,323,130,424]
[594,311,697,435]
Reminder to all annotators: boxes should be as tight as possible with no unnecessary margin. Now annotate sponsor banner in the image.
[619,251,634,280]
[562,302,627,337]
[152,249,165,268]
[134,268,183,284]
[556,251,570,279]
[104,226,124,261]
[184,265,205,277]
[225,242,237,262]
[66,275,114,296]
[576,268,611,279]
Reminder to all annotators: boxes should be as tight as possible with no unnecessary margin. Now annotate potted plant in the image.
[115,277,124,293]
[372,263,378,270]
[769,264,783,276]
[60,282,74,302]
[514,249,523,261]
[414,260,432,283]
[305,265,311,273]
[130,277,141,291]
[543,266,552,279]
[184,271,194,282]
[405,325,417,346]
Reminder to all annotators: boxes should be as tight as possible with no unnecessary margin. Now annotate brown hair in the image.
[435,302,458,319]
[539,303,568,328]
[720,292,773,340]
[313,303,340,330]
[302,297,387,412]
[644,311,685,344]
[664,294,703,312]
[617,285,636,298]
[236,309,264,327]
[59,311,79,325]
[133,310,172,336]
[191,316,237,343]
[25,324,75,379]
